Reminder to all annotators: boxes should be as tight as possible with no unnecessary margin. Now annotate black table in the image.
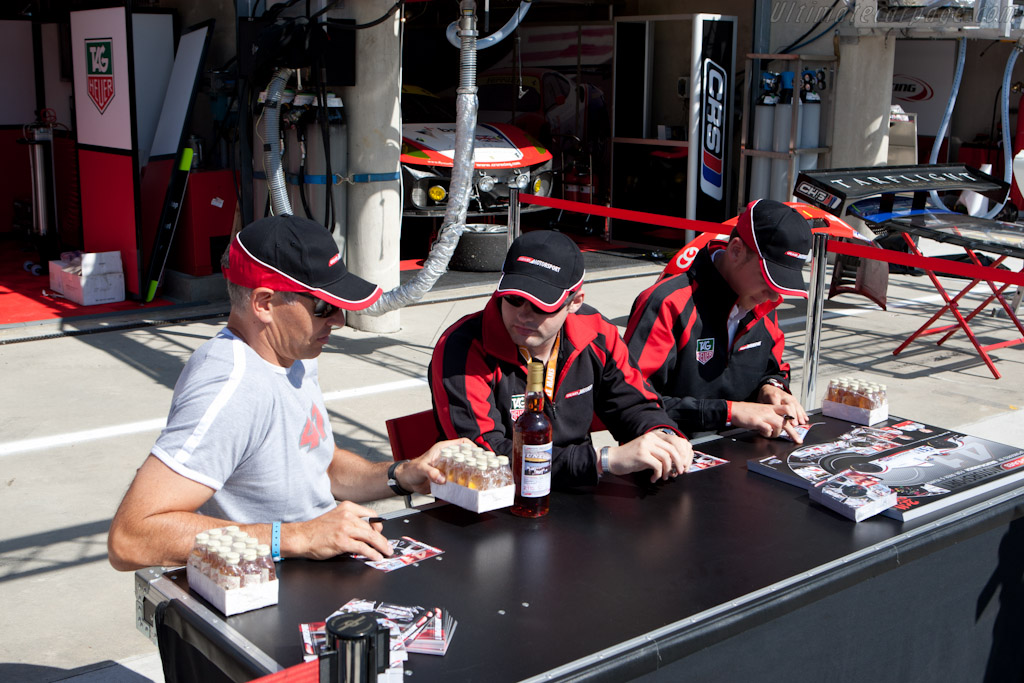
[137,415,1024,682]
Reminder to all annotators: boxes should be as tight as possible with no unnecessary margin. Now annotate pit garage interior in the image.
[1,1,1021,336]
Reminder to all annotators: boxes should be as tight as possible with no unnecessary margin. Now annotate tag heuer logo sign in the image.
[510,394,525,422]
[85,38,114,114]
[696,338,715,365]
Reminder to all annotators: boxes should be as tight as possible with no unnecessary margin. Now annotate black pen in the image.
[361,516,386,524]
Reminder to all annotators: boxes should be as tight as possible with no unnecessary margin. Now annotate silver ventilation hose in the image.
[265,67,295,216]
[364,1,479,315]
[446,0,531,49]
[981,42,1022,220]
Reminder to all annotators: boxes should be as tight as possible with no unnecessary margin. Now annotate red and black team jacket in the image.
[624,243,790,435]
[430,295,680,488]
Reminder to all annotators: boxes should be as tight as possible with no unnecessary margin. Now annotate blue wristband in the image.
[271,522,281,562]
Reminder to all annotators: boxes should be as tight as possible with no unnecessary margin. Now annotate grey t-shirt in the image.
[152,328,337,523]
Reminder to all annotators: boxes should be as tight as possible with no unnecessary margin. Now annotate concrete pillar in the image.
[831,34,895,167]
[343,0,402,333]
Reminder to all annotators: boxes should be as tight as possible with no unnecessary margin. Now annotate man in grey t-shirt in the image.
[108,216,465,571]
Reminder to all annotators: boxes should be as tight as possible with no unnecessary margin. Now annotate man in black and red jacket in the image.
[430,230,692,489]
[624,199,811,442]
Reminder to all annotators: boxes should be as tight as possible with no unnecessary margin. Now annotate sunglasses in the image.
[502,294,570,315]
[296,292,342,319]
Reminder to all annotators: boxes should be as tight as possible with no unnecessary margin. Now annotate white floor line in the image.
[779,292,945,329]
[0,378,428,458]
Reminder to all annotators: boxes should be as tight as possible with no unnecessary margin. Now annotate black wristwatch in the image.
[387,461,413,496]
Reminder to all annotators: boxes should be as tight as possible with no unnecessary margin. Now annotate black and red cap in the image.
[734,199,812,299]
[496,230,585,312]
[225,215,382,311]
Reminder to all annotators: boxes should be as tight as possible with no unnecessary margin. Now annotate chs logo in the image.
[700,59,726,201]
[795,181,841,209]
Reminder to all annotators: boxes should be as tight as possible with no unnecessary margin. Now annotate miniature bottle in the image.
[240,550,262,587]
[206,544,226,580]
[451,454,468,486]
[497,455,513,486]
[256,544,277,582]
[189,532,209,571]
[219,552,243,590]
[512,361,552,518]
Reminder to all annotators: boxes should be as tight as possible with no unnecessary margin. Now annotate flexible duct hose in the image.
[364,1,479,315]
[265,67,295,216]
[446,0,530,49]
[982,44,1021,220]
[928,38,966,210]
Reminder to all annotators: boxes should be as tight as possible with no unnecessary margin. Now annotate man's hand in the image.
[731,401,804,443]
[758,384,808,425]
[395,438,472,493]
[606,430,694,483]
[288,501,392,562]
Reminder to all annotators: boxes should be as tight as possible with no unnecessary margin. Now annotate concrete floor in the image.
[1,251,1022,682]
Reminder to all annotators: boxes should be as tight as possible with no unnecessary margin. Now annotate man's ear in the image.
[568,289,585,313]
[251,287,276,323]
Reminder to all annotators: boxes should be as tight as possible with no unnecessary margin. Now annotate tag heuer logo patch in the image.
[696,338,715,365]
[510,394,525,422]
[85,38,115,114]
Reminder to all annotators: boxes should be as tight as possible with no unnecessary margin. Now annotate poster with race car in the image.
[745,416,1024,521]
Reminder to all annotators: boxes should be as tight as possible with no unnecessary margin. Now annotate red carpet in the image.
[0,238,175,325]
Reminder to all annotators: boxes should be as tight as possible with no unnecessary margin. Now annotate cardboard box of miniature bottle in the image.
[186,565,279,616]
[821,399,888,426]
[430,480,515,513]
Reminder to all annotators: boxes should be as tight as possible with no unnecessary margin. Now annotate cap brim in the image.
[495,272,574,312]
[314,271,383,311]
[227,239,383,310]
[761,260,808,299]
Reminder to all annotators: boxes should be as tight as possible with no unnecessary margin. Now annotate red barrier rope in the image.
[520,194,727,235]
[520,193,1024,288]
[827,240,1024,287]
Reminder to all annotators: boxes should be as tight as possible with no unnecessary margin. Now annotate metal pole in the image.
[800,233,828,408]
[507,186,521,249]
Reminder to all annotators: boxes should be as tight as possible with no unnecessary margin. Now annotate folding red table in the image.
[881,213,1024,379]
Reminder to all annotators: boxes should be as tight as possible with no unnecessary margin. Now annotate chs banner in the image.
[694,16,735,222]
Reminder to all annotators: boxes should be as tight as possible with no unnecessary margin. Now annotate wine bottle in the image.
[512,361,552,517]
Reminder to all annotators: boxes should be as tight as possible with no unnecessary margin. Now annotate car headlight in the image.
[478,175,496,193]
[513,172,530,190]
[428,185,447,202]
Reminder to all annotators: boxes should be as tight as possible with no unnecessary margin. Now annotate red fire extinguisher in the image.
[564,166,596,204]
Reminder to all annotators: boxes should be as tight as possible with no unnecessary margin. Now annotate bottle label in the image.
[220,574,241,590]
[520,442,552,497]
[242,572,261,588]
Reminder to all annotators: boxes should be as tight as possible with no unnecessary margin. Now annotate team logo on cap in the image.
[328,253,341,267]
[516,256,561,272]
[696,338,715,365]
[785,250,811,261]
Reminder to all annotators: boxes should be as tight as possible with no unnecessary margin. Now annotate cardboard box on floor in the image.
[51,252,126,306]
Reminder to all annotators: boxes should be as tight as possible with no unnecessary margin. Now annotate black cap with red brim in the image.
[495,230,585,312]
[225,215,382,310]
[735,199,813,299]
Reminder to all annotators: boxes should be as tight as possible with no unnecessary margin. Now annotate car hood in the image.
[401,122,552,169]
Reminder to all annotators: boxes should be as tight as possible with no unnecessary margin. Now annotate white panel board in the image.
[892,40,955,138]
[150,24,210,159]
[71,7,132,149]
[132,13,174,166]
